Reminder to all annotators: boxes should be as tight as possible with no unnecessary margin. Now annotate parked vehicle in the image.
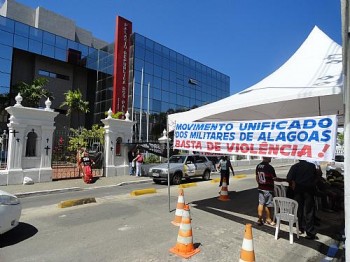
[326,155,344,176]
[149,154,213,185]
[0,190,22,234]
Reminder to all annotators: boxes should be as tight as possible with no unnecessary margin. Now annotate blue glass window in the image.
[134,70,142,85]
[28,39,42,54]
[144,62,153,75]
[162,57,170,69]
[0,72,10,88]
[154,65,162,78]
[162,69,169,80]
[0,86,10,94]
[14,35,28,50]
[0,44,13,60]
[154,42,162,54]
[135,34,145,47]
[170,61,176,72]
[43,31,55,46]
[0,16,14,33]
[134,58,144,72]
[145,50,153,63]
[42,43,54,57]
[161,79,169,91]
[29,27,42,41]
[152,99,161,112]
[152,88,161,100]
[135,46,145,59]
[0,30,13,45]
[55,36,67,49]
[144,73,153,87]
[162,46,170,58]
[55,47,66,61]
[14,22,29,37]
[78,43,89,57]
[162,90,169,102]
[145,38,153,50]
[153,76,161,89]
[0,58,12,74]
[169,92,176,104]
[154,53,162,66]
[67,40,78,50]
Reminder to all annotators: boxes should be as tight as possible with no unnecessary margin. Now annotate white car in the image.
[0,190,22,234]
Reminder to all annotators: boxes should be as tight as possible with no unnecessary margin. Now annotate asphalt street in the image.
[0,165,345,262]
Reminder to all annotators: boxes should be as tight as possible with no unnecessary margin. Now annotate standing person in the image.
[256,157,278,226]
[128,149,135,176]
[80,150,95,184]
[218,156,234,187]
[76,147,85,177]
[287,160,318,239]
[133,150,144,177]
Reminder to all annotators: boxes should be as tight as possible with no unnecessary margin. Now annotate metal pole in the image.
[131,76,135,142]
[167,114,171,212]
[147,82,150,143]
[139,68,144,141]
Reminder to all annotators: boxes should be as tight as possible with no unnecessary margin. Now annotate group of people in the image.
[255,157,344,240]
[128,149,144,177]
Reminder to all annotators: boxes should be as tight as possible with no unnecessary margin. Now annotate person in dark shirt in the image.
[218,156,235,187]
[128,149,135,176]
[256,157,278,226]
[287,160,318,239]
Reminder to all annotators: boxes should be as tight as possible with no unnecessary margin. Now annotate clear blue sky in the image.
[16,0,342,95]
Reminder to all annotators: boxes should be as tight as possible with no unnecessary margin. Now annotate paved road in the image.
[0,166,344,262]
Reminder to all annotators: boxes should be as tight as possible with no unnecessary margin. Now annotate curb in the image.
[178,182,197,188]
[15,187,82,198]
[12,164,293,198]
[58,197,96,208]
[130,188,157,196]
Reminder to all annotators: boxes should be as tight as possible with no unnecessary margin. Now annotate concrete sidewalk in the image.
[0,162,292,197]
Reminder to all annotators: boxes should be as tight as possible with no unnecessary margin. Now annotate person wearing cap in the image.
[256,156,281,226]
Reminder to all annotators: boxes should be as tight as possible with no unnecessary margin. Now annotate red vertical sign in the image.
[113,16,132,114]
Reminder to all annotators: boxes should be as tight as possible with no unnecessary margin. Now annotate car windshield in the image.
[335,155,344,162]
[169,155,186,163]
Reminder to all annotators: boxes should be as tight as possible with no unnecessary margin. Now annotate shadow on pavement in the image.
[191,188,344,256]
[0,222,38,248]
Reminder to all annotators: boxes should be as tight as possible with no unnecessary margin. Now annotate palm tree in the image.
[12,78,52,107]
[60,89,89,128]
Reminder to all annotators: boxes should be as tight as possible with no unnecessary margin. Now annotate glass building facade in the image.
[93,33,230,141]
[0,13,230,142]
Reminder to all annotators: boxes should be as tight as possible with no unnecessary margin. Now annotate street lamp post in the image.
[158,127,171,212]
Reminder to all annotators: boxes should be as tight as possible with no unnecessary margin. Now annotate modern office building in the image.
[0,0,230,141]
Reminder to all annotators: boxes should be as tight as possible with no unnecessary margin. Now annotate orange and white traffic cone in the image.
[169,204,200,259]
[239,223,255,262]
[172,188,185,226]
[218,177,230,201]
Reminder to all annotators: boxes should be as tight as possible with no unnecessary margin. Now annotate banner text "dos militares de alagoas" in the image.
[173,115,338,161]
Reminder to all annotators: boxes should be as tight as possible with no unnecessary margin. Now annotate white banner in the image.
[173,115,338,161]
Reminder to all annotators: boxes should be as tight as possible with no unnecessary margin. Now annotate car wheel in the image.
[172,173,182,185]
[153,179,161,184]
[202,170,210,181]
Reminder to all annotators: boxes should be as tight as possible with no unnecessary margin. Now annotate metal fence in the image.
[52,130,104,180]
[0,130,8,170]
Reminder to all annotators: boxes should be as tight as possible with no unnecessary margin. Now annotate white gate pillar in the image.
[0,95,58,185]
[101,110,135,177]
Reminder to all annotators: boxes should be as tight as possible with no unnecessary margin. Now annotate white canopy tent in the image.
[168,26,344,131]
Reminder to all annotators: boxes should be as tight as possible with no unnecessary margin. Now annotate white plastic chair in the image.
[273,197,299,244]
[273,184,287,222]
[274,184,287,197]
